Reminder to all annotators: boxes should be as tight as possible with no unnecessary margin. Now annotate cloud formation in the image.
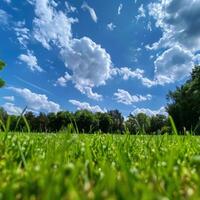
[81,2,97,23]
[107,22,116,31]
[18,50,43,72]
[69,99,106,113]
[2,103,22,115]
[132,106,167,116]
[114,89,152,105]
[146,0,200,85]
[9,87,61,113]
[31,0,113,100]
[3,96,15,101]
[136,4,146,21]
[148,0,200,51]
[0,9,10,26]
[118,3,123,15]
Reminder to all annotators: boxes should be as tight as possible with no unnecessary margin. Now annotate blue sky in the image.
[0,0,200,116]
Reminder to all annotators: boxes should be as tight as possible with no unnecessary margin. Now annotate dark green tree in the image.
[0,60,6,88]
[96,112,112,133]
[150,114,168,134]
[74,110,98,133]
[108,110,124,133]
[167,65,200,133]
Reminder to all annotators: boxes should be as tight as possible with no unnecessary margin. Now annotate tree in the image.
[125,114,138,134]
[74,110,98,133]
[96,112,112,133]
[47,112,57,132]
[150,114,168,134]
[167,65,200,133]
[56,111,72,131]
[0,60,6,88]
[108,110,124,133]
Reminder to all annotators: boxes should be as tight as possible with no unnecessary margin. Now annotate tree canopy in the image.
[167,65,200,133]
[0,60,6,88]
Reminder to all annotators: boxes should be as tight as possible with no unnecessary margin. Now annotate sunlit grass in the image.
[0,133,200,199]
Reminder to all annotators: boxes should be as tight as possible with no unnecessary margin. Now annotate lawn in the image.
[0,133,200,200]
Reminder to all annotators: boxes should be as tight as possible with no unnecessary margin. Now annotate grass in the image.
[1,133,200,199]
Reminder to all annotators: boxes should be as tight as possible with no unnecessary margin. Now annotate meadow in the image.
[1,132,200,200]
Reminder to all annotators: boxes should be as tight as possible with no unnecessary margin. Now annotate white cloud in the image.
[136,4,146,21]
[81,2,97,23]
[114,89,152,105]
[117,67,155,87]
[14,21,30,48]
[2,103,22,115]
[31,0,113,100]
[9,87,61,113]
[3,96,15,102]
[147,21,152,32]
[118,3,123,15]
[148,0,200,51]
[154,45,194,85]
[18,50,43,72]
[65,2,76,13]
[132,106,167,116]
[75,85,103,101]
[117,45,195,86]
[0,9,10,25]
[107,22,116,31]
[69,99,106,113]
[60,37,113,100]
[33,0,77,50]
[55,72,71,87]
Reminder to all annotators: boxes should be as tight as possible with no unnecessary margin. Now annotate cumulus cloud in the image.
[2,103,22,115]
[55,72,71,87]
[107,22,116,31]
[60,37,113,100]
[154,46,195,85]
[9,87,61,113]
[31,0,113,100]
[117,67,155,87]
[118,3,123,15]
[148,0,200,51]
[81,1,97,23]
[132,106,167,116]
[33,0,76,50]
[136,4,146,21]
[145,0,200,86]
[69,99,106,113]
[18,50,43,72]
[114,89,152,105]
[3,96,15,101]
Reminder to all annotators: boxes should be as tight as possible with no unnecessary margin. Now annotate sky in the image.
[0,0,200,116]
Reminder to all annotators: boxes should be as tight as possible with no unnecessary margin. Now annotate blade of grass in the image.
[169,115,178,135]
[14,106,27,132]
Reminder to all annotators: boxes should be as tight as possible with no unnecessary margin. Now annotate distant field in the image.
[0,133,200,200]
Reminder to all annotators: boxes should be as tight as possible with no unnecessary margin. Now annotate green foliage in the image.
[167,65,200,133]
[0,60,6,88]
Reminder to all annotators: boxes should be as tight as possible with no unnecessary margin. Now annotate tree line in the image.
[0,108,170,134]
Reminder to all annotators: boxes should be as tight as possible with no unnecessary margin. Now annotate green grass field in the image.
[1,133,200,200]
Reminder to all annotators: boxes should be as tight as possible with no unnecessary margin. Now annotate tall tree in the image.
[108,110,124,133]
[74,110,98,133]
[0,60,6,88]
[167,65,200,133]
[96,112,112,133]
